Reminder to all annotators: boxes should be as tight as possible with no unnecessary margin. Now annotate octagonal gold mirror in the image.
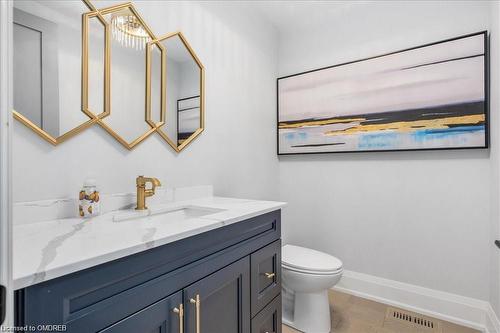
[91,3,165,150]
[155,32,205,152]
[146,40,166,129]
[12,0,103,145]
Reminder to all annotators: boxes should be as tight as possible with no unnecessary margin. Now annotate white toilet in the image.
[282,244,343,333]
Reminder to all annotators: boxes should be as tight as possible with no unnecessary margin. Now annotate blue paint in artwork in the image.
[356,126,484,149]
[412,125,484,142]
[358,132,398,149]
[284,131,308,141]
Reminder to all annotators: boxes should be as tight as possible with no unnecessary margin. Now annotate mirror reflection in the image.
[13,0,100,141]
[158,33,204,151]
[98,6,160,147]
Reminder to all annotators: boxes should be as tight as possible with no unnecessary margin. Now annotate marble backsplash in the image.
[14,185,214,225]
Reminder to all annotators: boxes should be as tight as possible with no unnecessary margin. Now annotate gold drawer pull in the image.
[190,295,201,333]
[172,304,184,333]
[264,272,275,279]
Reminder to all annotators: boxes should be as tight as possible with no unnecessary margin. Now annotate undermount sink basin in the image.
[113,205,225,223]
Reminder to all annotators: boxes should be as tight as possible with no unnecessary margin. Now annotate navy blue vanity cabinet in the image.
[100,291,182,333]
[15,210,282,333]
[184,257,250,333]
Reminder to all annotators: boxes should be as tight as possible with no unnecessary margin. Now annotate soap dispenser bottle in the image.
[79,178,100,218]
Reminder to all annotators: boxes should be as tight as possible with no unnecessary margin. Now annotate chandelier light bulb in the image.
[111,11,150,50]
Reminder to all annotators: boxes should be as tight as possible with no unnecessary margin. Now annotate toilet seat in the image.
[282,263,343,276]
[282,244,343,273]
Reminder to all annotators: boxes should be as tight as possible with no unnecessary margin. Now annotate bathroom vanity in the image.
[13,195,285,333]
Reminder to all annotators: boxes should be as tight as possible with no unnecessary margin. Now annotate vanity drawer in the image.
[251,239,281,316]
[251,295,281,333]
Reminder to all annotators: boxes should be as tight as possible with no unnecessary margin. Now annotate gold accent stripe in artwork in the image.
[279,117,367,129]
[324,114,485,136]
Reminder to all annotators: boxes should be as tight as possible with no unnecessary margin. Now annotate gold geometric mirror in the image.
[13,1,204,152]
[12,0,102,145]
[146,40,166,129]
[154,32,205,152]
[91,3,165,150]
[82,8,109,121]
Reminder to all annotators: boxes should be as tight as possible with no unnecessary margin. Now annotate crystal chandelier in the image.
[111,11,151,50]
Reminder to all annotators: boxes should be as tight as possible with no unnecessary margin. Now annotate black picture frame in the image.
[277,31,489,156]
[177,95,200,146]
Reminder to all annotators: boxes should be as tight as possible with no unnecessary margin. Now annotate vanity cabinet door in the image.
[99,291,182,333]
[251,240,281,316]
[184,257,250,333]
[251,295,281,333]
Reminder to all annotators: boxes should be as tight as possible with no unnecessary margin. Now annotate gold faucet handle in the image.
[138,176,161,197]
[135,176,161,211]
[147,177,161,191]
[136,176,161,186]
[136,175,145,186]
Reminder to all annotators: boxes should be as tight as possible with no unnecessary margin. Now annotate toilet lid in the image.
[282,244,343,273]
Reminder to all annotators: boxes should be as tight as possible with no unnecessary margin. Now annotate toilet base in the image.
[283,290,331,333]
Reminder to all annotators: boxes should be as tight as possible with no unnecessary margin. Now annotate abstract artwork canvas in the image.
[277,31,488,154]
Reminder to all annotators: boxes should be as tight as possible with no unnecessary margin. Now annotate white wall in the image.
[490,0,500,318]
[278,1,493,301]
[12,1,280,204]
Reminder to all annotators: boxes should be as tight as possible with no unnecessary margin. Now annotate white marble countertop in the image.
[13,196,286,290]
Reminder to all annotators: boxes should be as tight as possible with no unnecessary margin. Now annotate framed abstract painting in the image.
[277,31,488,155]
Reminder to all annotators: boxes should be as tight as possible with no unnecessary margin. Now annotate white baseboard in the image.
[486,304,500,333]
[333,270,500,333]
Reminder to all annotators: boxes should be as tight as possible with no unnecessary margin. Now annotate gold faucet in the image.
[136,176,161,210]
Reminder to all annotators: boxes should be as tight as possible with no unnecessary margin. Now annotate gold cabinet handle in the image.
[173,304,184,333]
[264,272,275,279]
[189,294,201,333]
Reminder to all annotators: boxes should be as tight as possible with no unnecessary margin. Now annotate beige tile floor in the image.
[282,290,480,333]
